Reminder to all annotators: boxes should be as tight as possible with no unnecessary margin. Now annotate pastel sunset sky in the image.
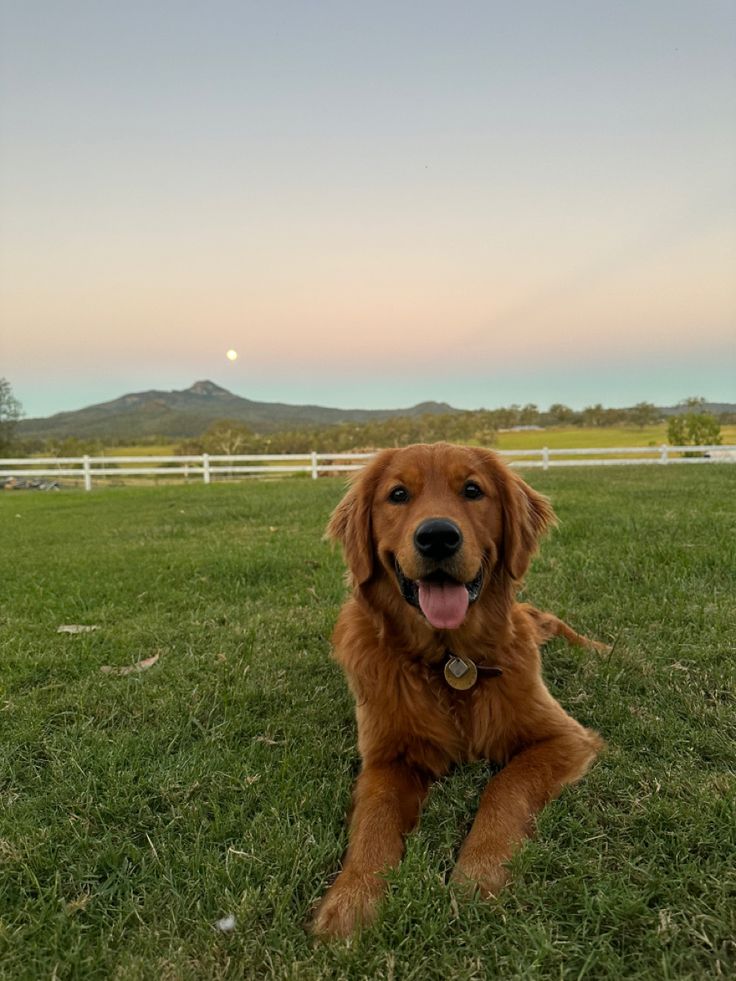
[1,1,735,418]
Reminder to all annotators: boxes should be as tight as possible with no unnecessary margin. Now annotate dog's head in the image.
[327,442,555,631]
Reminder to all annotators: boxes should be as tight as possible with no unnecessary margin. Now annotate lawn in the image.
[1,467,734,979]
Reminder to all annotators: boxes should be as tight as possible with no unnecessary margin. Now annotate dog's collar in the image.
[442,650,503,690]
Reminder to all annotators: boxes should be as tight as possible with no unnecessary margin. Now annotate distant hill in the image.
[17,381,460,442]
[660,402,736,417]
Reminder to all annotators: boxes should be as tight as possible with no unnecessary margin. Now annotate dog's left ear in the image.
[326,451,394,586]
[477,451,556,582]
[500,469,556,582]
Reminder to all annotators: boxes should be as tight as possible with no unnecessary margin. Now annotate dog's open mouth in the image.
[395,561,483,630]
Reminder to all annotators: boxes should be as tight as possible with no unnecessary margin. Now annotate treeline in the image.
[176,411,500,455]
[12,433,167,455]
[176,398,729,456]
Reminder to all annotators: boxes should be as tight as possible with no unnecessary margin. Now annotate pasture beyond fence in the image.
[1,445,735,490]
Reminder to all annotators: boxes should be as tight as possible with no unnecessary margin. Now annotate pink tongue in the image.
[417,580,469,629]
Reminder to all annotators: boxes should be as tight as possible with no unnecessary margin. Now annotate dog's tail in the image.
[523,604,611,653]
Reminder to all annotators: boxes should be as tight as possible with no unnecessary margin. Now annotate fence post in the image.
[311,451,318,480]
[83,455,92,491]
[203,453,211,484]
[659,444,668,465]
[542,446,549,471]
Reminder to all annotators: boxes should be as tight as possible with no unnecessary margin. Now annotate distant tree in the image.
[545,403,576,426]
[518,403,540,426]
[679,396,707,410]
[628,402,660,427]
[0,378,23,455]
[581,403,629,427]
[176,419,257,455]
[46,436,104,457]
[581,404,608,427]
[490,405,521,429]
[667,411,721,455]
[201,419,256,455]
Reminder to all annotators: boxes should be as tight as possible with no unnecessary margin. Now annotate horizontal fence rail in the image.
[1,446,734,490]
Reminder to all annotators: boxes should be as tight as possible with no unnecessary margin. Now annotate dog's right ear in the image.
[326,451,393,587]
[326,482,372,586]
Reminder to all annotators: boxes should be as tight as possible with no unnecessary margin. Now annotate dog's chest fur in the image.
[350,654,524,774]
[334,597,545,775]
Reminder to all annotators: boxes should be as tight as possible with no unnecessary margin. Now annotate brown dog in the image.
[312,442,604,939]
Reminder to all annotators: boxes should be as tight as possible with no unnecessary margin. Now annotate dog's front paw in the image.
[311,871,386,940]
[450,847,510,899]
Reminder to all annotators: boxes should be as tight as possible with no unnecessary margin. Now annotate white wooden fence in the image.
[1,445,734,491]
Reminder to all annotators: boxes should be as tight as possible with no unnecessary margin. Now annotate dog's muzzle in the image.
[395,559,483,629]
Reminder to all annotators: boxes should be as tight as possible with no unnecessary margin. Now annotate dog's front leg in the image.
[451,725,602,897]
[312,761,429,939]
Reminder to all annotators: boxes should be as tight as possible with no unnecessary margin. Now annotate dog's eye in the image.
[463,481,483,500]
[388,486,410,504]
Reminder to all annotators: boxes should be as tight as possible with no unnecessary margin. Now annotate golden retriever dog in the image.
[312,442,605,939]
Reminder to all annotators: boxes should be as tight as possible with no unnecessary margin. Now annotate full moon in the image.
[226,349,238,361]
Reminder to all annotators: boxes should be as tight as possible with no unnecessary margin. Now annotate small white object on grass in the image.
[214,914,236,933]
[100,652,160,676]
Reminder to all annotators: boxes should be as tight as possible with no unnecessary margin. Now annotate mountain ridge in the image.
[17,381,460,441]
[17,382,736,443]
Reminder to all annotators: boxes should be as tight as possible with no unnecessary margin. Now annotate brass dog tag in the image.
[444,654,478,691]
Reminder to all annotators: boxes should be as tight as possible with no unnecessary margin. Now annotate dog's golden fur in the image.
[312,442,604,939]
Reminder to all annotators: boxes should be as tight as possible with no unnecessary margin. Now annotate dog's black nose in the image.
[414,518,463,560]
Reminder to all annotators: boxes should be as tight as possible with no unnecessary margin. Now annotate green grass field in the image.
[1,468,735,979]
[495,424,736,451]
